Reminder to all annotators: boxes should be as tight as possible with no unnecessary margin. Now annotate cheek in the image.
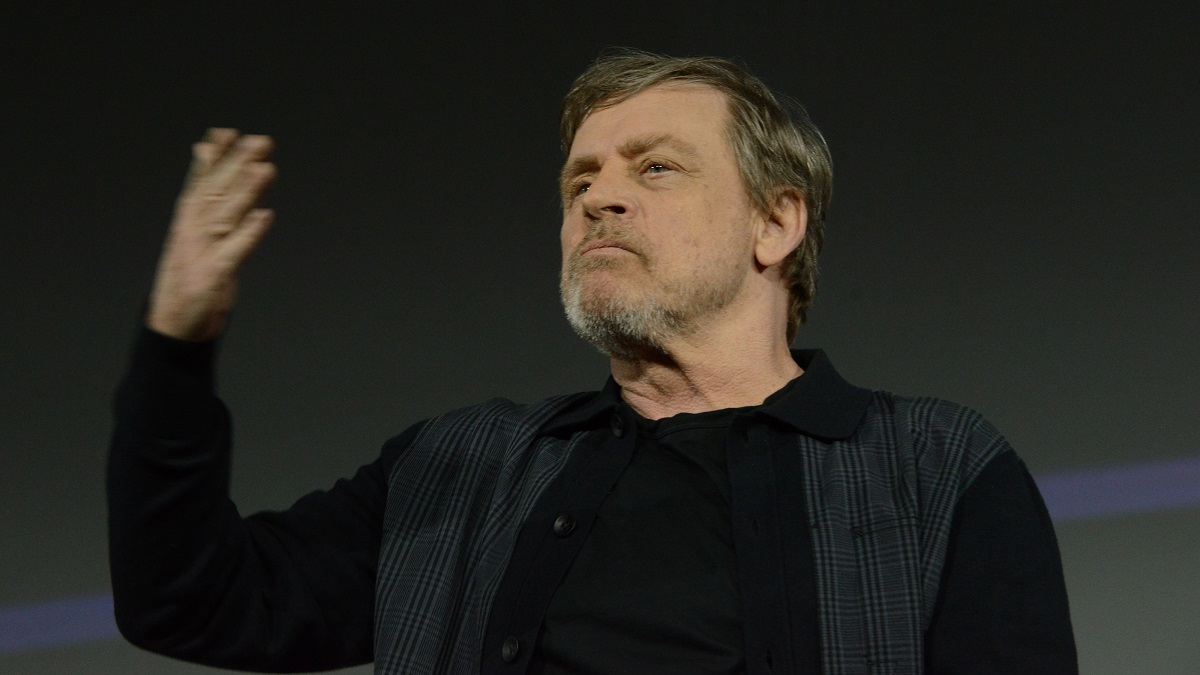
[560,217,580,265]
[676,197,753,264]
[681,197,728,246]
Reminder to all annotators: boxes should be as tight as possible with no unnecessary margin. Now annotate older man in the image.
[109,51,1077,674]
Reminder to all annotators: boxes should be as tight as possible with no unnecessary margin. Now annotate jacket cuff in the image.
[117,326,220,441]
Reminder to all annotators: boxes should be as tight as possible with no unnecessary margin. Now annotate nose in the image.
[579,169,634,221]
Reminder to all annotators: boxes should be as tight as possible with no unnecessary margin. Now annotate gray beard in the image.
[561,281,682,360]
[560,254,743,361]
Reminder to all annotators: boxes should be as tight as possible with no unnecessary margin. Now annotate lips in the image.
[579,239,636,256]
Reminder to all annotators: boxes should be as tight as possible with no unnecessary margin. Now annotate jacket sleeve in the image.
[924,448,1079,674]
[106,327,419,672]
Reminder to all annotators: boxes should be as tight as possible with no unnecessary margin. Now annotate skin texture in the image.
[147,128,276,342]
[559,84,809,420]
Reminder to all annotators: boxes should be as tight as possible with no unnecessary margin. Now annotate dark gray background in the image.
[2,4,1197,673]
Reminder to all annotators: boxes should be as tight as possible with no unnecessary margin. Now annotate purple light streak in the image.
[1035,454,1200,522]
[2,456,1197,655]
[0,593,116,654]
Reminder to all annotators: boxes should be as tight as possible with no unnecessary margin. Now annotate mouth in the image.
[579,239,636,256]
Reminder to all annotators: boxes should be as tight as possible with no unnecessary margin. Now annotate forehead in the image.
[568,83,732,158]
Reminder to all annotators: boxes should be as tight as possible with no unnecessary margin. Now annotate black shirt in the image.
[534,405,750,674]
[108,328,1076,673]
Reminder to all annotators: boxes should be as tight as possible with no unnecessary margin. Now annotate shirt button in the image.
[502,636,520,662]
[609,414,625,437]
[553,513,576,537]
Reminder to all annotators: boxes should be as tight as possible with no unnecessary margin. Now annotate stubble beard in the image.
[560,242,745,361]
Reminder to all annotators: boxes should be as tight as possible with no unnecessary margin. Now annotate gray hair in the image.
[560,49,833,339]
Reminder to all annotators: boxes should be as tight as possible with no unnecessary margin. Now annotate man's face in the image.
[559,83,760,358]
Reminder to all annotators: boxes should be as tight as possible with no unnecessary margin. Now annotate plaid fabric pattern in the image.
[374,391,1007,674]
[802,392,1010,674]
[374,395,587,675]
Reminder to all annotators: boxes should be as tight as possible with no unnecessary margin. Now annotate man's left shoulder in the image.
[889,394,1007,446]
[869,392,1015,481]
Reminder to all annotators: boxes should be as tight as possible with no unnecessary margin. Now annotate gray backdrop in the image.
[2,4,1197,673]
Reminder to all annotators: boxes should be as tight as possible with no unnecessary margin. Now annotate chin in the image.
[561,282,681,360]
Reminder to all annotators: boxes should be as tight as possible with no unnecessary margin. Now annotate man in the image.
[108,51,1077,674]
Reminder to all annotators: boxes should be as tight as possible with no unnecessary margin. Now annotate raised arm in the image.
[108,131,387,671]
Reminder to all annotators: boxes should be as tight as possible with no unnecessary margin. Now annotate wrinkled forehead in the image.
[568,81,734,149]
[566,82,733,158]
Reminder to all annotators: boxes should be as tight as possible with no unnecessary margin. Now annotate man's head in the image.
[559,83,758,360]
[559,50,833,350]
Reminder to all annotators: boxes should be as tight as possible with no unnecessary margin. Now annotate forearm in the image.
[106,327,373,671]
[106,328,259,662]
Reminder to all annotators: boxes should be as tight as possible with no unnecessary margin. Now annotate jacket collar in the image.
[542,349,874,442]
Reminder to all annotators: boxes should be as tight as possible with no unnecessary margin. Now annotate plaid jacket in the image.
[374,391,1007,675]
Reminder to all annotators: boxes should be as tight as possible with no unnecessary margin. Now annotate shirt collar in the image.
[540,375,624,438]
[541,349,874,441]
[756,349,875,440]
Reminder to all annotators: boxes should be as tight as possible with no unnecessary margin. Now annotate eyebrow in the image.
[559,133,701,191]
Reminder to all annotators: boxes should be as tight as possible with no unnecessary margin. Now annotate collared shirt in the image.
[482,350,866,674]
[108,330,1077,674]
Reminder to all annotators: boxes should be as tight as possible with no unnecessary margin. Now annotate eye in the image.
[562,180,589,204]
[641,159,679,178]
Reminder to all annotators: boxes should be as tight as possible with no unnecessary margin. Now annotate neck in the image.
[610,321,802,420]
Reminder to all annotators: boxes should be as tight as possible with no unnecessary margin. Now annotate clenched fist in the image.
[147,128,276,341]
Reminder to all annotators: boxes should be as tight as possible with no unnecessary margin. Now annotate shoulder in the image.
[895,396,1007,451]
[380,392,594,453]
[870,393,1014,490]
[429,393,593,432]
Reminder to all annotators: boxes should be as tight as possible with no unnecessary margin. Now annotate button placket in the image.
[553,513,576,537]
[501,636,520,662]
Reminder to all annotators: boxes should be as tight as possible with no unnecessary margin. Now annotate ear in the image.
[754,189,807,269]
